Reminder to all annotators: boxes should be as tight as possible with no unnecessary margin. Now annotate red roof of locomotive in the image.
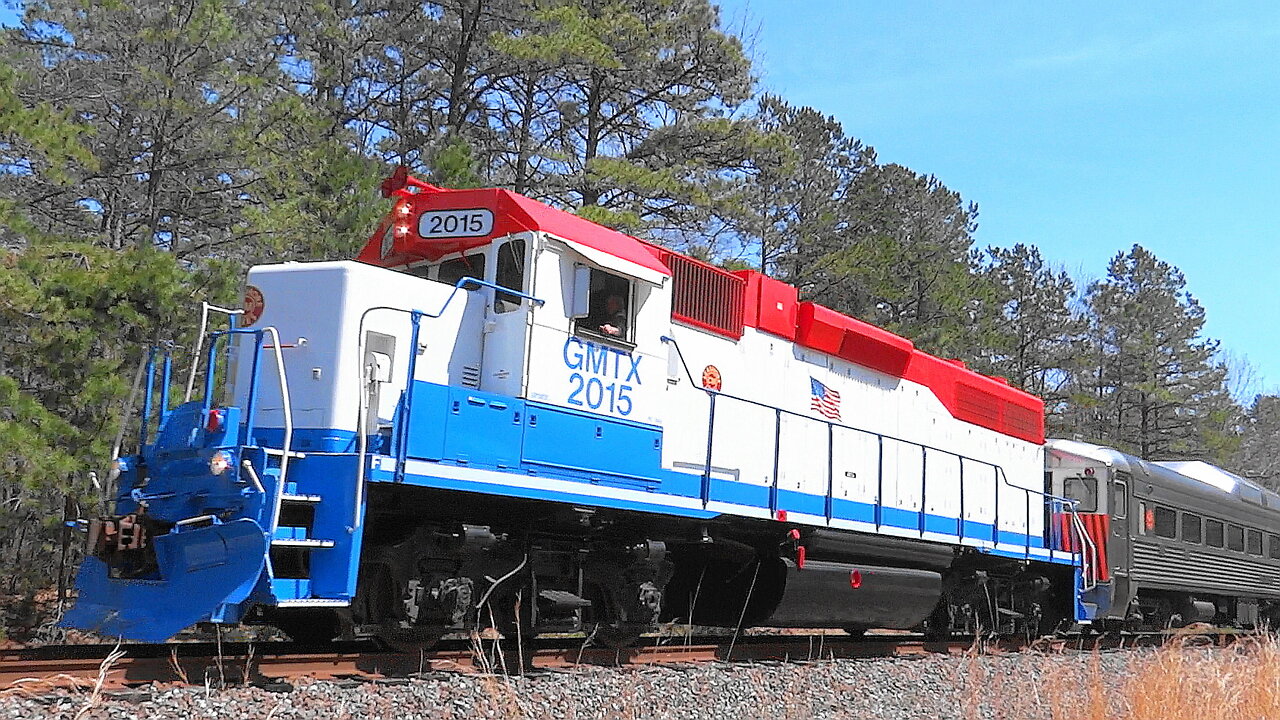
[356,169,670,279]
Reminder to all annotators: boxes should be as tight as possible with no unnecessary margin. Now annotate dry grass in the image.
[967,634,1280,720]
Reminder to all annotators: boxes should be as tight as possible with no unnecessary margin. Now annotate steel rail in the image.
[1,631,1242,692]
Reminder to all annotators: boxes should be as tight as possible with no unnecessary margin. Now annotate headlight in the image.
[209,451,232,475]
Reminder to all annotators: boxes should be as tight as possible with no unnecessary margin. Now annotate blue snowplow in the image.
[62,519,268,641]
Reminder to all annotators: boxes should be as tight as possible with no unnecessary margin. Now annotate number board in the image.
[417,208,495,239]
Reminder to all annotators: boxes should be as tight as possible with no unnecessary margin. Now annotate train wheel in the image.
[591,621,648,649]
[922,603,952,642]
[843,625,868,639]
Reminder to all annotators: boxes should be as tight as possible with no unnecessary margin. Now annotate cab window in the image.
[1064,475,1098,513]
[574,268,634,343]
[438,253,486,287]
[404,262,433,279]
[494,239,526,313]
[1111,480,1127,519]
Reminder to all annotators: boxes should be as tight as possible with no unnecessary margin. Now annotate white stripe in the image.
[779,510,827,526]
[383,457,707,511]
[705,501,773,519]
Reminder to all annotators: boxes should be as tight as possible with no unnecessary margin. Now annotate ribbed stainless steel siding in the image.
[1131,541,1280,596]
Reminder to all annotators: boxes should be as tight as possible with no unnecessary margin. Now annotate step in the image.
[263,448,307,459]
[271,538,335,549]
[280,493,322,504]
[275,598,351,608]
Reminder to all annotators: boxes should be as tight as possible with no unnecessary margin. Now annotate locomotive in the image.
[62,168,1268,644]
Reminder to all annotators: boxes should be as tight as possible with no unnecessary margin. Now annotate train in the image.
[61,167,1280,645]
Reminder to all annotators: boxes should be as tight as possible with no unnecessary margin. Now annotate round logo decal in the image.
[242,286,264,326]
[701,365,722,391]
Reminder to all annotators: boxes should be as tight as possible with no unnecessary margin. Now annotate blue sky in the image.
[718,1,1280,395]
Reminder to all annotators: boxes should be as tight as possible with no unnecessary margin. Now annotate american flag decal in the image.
[810,377,842,420]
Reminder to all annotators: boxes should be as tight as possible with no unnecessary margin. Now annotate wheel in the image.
[923,603,952,642]
[592,622,648,649]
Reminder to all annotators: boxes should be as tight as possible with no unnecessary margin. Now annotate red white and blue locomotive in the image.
[65,168,1270,644]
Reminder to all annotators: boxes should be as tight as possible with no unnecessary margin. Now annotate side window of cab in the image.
[437,253,486,287]
[494,239,526,313]
[573,267,634,344]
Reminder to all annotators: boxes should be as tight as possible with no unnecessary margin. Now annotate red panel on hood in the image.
[357,175,670,280]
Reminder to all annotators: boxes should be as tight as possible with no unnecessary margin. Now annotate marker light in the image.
[849,569,863,590]
[796,545,806,570]
[206,408,224,433]
[209,451,231,476]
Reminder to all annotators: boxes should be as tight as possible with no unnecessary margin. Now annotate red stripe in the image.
[1094,515,1110,581]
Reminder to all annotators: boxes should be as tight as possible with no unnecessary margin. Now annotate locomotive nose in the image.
[60,518,268,642]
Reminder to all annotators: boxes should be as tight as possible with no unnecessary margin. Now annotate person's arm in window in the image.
[591,293,627,338]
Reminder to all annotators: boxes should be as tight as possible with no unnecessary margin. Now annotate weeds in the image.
[960,633,1280,720]
[73,641,124,720]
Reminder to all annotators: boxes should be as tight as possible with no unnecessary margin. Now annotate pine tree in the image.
[491,0,754,233]
[981,243,1083,425]
[718,95,874,274]
[813,163,988,357]
[1079,245,1230,458]
[1231,395,1280,490]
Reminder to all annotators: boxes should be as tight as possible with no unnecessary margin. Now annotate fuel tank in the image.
[765,559,942,629]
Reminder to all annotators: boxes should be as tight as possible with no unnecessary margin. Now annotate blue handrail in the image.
[203,328,273,446]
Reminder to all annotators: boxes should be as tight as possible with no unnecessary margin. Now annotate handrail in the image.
[185,302,244,402]
[240,459,267,495]
[663,334,1081,563]
[1066,504,1099,591]
[204,326,294,533]
[994,466,1080,558]
[353,278,545,528]
[139,347,175,450]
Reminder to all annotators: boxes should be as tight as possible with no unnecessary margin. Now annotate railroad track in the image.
[0,630,1238,693]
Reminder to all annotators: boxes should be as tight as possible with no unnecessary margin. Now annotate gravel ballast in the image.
[0,650,1145,720]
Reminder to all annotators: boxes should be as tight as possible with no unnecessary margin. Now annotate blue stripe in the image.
[251,376,1074,569]
[925,513,960,535]
[709,479,770,507]
[776,488,826,516]
[831,498,876,523]
[880,506,919,528]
